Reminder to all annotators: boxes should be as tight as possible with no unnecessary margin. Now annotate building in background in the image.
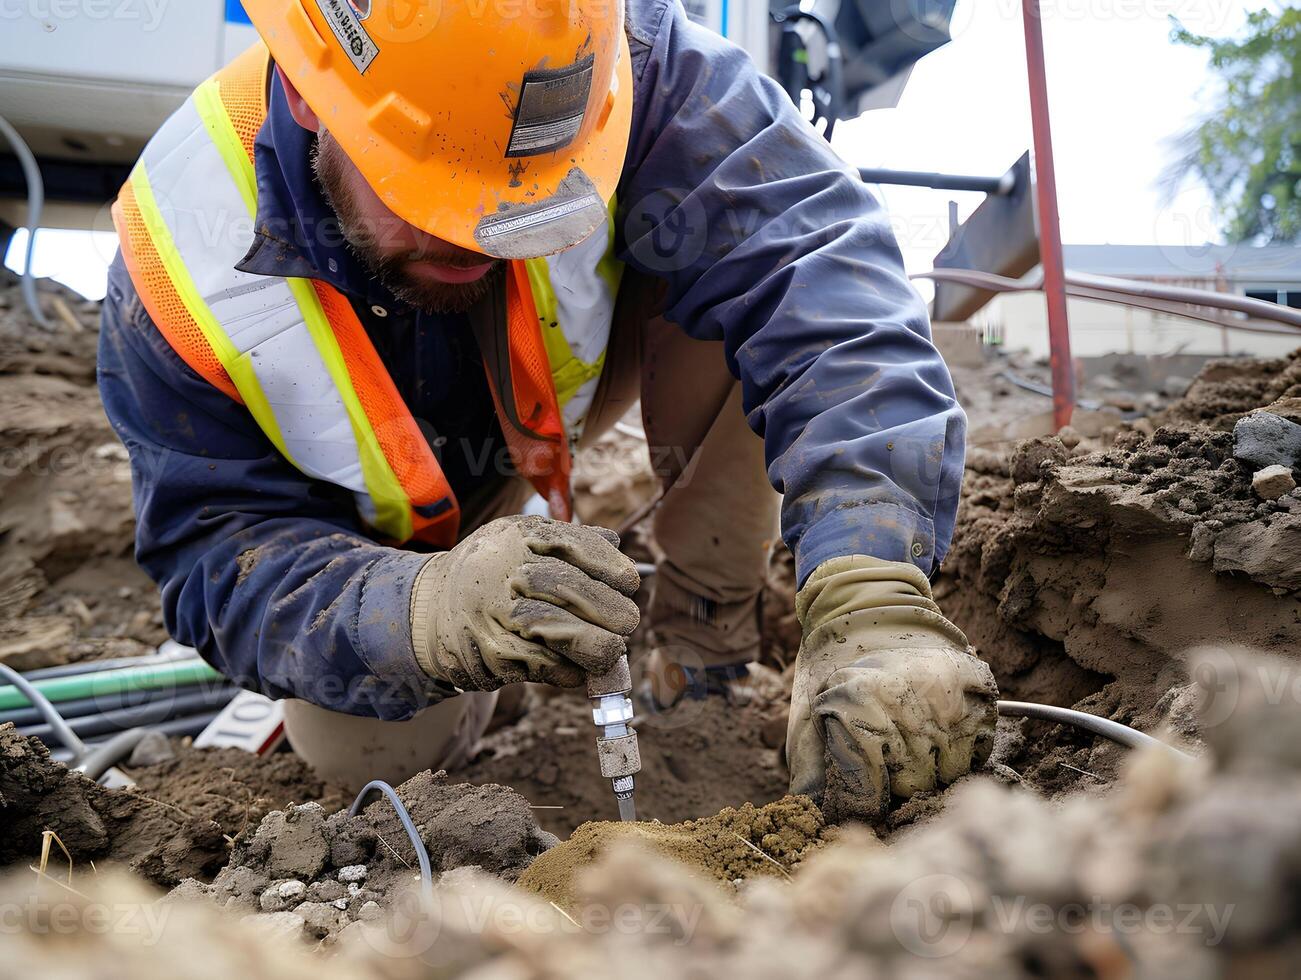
[976,244,1301,359]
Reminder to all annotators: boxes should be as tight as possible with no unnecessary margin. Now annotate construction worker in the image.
[98,0,997,824]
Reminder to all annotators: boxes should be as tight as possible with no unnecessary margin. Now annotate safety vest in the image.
[111,44,623,549]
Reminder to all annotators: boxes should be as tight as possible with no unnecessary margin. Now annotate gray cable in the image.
[997,699,1192,760]
[0,662,86,757]
[72,728,149,781]
[0,113,51,328]
[349,780,435,906]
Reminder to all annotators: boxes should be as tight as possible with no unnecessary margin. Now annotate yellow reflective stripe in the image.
[287,278,413,541]
[193,86,414,541]
[596,193,625,301]
[129,165,296,465]
[523,195,622,409]
[551,351,606,407]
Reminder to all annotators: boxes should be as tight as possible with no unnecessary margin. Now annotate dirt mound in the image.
[937,350,1301,793]
[6,649,1301,977]
[0,271,164,672]
[0,723,346,887]
[170,770,556,945]
[518,795,831,910]
[1160,349,1301,426]
[459,671,791,837]
[336,647,1301,977]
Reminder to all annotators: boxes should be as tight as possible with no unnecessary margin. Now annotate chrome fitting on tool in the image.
[587,655,640,821]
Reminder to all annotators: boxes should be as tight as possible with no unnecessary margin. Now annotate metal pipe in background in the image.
[1020,0,1074,431]
[858,168,1016,196]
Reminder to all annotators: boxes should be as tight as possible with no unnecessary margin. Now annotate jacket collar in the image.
[235,71,413,315]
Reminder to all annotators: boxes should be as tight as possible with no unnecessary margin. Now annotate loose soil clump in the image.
[0,722,346,887]
[517,794,831,910]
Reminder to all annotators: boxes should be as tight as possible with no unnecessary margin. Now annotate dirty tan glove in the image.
[410,515,641,691]
[787,555,998,824]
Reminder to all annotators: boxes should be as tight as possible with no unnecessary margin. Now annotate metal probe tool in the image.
[586,654,640,821]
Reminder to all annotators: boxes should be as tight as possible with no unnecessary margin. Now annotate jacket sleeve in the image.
[97,254,443,720]
[617,0,966,586]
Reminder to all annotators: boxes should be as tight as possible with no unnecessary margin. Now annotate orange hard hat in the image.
[242,0,633,259]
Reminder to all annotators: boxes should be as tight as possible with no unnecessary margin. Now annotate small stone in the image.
[297,901,349,939]
[259,803,329,879]
[259,879,306,913]
[333,898,349,910]
[126,730,176,767]
[1057,425,1081,450]
[1234,412,1301,471]
[1252,464,1296,501]
[358,901,384,922]
[338,865,368,884]
[307,879,346,903]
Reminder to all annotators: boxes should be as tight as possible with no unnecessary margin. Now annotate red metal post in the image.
[1020,0,1074,430]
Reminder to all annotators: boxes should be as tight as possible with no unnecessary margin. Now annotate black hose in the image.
[998,700,1191,760]
[350,780,435,907]
[1,683,237,728]
[18,687,236,743]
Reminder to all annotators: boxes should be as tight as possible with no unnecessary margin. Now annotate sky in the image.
[831,0,1250,295]
[5,0,1253,301]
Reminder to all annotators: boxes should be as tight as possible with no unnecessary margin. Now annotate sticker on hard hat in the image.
[315,0,380,74]
[505,56,595,158]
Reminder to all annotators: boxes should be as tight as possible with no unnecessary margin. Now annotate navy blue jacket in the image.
[98,0,966,719]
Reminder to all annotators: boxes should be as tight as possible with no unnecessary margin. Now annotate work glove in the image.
[787,555,998,824]
[410,515,641,691]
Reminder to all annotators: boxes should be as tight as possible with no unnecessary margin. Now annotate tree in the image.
[1165,7,1301,244]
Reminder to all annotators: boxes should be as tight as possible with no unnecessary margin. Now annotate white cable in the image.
[0,112,52,328]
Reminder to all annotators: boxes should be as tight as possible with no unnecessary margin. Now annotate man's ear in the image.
[275,66,321,132]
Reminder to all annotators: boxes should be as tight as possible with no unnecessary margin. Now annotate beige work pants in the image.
[284,275,780,790]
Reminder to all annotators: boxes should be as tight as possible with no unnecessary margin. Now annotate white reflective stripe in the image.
[141,97,369,498]
[563,375,603,433]
[542,219,616,440]
[251,328,366,491]
[544,220,615,367]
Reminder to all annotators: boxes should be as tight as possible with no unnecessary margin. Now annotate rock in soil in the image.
[180,770,557,943]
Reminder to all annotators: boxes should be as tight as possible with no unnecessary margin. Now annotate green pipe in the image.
[0,659,224,711]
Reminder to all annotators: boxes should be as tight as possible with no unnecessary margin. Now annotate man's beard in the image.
[311,132,501,314]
